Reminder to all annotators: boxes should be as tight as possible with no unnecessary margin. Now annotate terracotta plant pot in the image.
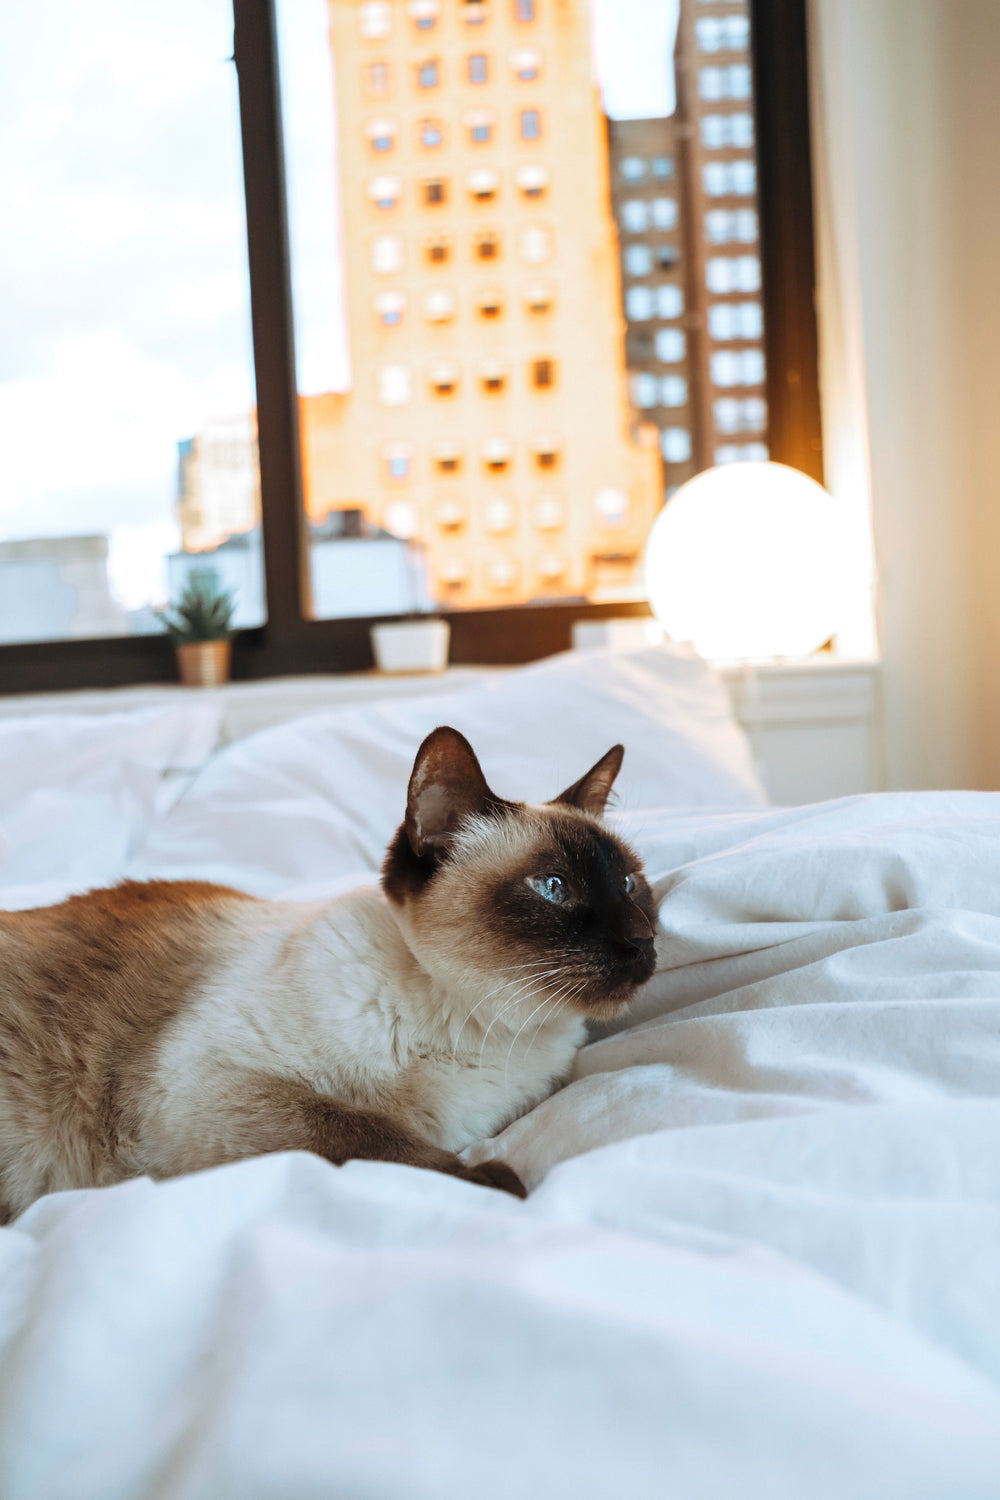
[176,640,232,688]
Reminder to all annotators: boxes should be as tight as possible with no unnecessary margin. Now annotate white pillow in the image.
[132,646,763,898]
[0,704,223,909]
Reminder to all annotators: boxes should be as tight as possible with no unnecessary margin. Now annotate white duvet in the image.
[0,650,998,1498]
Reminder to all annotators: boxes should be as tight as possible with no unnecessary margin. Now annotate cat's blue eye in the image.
[624,873,637,895]
[530,874,566,904]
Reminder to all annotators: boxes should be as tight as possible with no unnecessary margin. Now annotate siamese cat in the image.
[0,727,657,1222]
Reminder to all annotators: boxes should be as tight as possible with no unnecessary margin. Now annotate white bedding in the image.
[0,648,998,1499]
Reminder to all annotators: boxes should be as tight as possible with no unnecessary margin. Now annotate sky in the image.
[0,0,679,612]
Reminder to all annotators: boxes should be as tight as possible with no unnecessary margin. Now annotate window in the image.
[651,197,678,230]
[367,61,390,95]
[625,287,653,321]
[435,443,463,472]
[702,112,754,150]
[516,164,549,198]
[710,348,766,386]
[620,156,646,182]
[429,362,460,395]
[366,117,397,152]
[696,14,751,52]
[482,438,512,471]
[371,235,405,273]
[715,442,769,465]
[423,289,456,322]
[624,245,652,277]
[713,395,768,435]
[468,169,500,201]
[425,235,451,264]
[384,501,419,538]
[435,500,467,532]
[651,155,673,178]
[519,108,541,141]
[703,160,756,197]
[705,208,759,244]
[467,110,495,144]
[409,0,440,29]
[515,0,536,19]
[660,428,692,463]
[535,498,564,529]
[462,0,488,22]
[520,226,551,263]
[378,365,412,405]
[422,177,448,205]
[486,499,516,533]
[699,63,752,101]
[417,58,440,88]
[374,291,406,327]
[468,53,489,83]
[706,255,761,293]
[655,328,686,363]
[477,290,504,318]
[480,360,508,393]
[532,435,561,468]
[595,489,628,528]
[368,174,401,210]
[531,358,555,389]
[709,301,763,339]
[621,199,649,233]
[384,444,413,480]
[656,244,680,270]
[475,230,501,260]
[524,284,554,314]
[420,118,444,148]
[660,375,689,407]
[511,48,542,81]
[656,285,684,318]
[630,373,659,409]
[360,3,392,39]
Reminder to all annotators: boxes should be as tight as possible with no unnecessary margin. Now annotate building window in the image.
[625,286,653,321]
[660,428,692,464]
[468,168,500,201]
[703,160,757,197]
[384,501,419,539]
[532,435,561,468]
[655,328,686,363]
[696,14,751,52]
[462,0,488,22]
[374,291,406,327]
[429,362,460,395]
[515,164,549,198]
[368,174,401,210]
[359,2,392,40]
[475,229,501,260]
[660,375,689,407]
[511,48,542,81]
[483,438,512,471]
[630,372,659,409]
[621,199,648,233]
[535,497,564,530]
[422,176,448,205]
[620,156,645,182]
[524,284,553,314]
[425,235,451,264]
[651,155,673,178]
[477,289,504,318]
[624,245,652,277]
[436,500,467,532]
[705,208,759,244]
[519,108,541,141]
[650,197,678,231]
[409,0,441,30]
[521,225,551,264]
[489,558,519,590]
[417,58,440,88]
[595,489,628,528]
[367,61,390,95]
[378,364,412,405]
[709,300,763,339]
[384,444,413,480]
[366,117,397,152]
[531,358,555,388]
[419,118,444,148]
[702,112,754,150]
[486,498,516,533]
[480,360,508,393]
[699,63,752,101]
[423,289,456,322]
[656,245,680,270]
[716,442,769,465]
[710,348,766,386]
[656,284,684,318]
[467,110,495,144]
[371,234,405,273]
[435,444,463,472]
[468,53,489,84]
[706,254,761,293]
[514,0,536,19]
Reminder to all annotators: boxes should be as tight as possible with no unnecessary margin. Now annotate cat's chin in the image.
[571,987,640,1023]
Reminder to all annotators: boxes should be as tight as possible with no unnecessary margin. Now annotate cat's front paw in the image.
[458,1158,527,1199]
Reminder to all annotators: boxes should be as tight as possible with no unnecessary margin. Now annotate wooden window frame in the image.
[0,0,821,695]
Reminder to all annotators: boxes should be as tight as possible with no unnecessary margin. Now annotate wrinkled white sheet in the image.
[2,782,1000,1497]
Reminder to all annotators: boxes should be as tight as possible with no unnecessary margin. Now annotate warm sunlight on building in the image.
[301,0,662,610]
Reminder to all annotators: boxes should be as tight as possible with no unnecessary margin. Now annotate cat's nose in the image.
[623,933,655,954]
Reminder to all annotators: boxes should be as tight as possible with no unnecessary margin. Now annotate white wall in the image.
[808,0,1000,791]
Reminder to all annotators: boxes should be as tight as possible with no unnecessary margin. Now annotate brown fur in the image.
[0,730,657,1220]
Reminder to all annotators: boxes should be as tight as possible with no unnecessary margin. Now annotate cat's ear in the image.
[404,726,497,857]
[552,744,624,817]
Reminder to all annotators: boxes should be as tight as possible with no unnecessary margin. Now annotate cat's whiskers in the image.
[458,959,578,1062]
[502,974,587,1086]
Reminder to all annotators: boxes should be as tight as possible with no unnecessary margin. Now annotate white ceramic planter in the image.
[370,619,450,674]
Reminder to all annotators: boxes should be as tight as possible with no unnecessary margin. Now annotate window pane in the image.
[278,0,768,619]
[0,0,261,643]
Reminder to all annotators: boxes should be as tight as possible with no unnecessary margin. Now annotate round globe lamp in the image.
[644,462,848,661]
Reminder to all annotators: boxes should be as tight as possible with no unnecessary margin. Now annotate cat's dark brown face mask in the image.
[382,726,659,1019]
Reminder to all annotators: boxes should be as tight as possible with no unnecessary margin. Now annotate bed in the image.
[0,643,997,1499]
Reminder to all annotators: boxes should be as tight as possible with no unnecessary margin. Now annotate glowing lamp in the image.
[644,461,848,661]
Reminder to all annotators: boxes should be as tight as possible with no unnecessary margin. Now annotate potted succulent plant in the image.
[159,577,237,687]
